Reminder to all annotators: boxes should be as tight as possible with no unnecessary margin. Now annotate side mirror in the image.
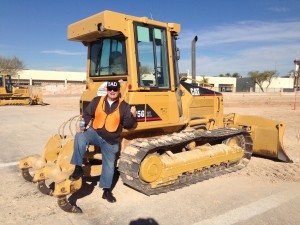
[176,47,180,60]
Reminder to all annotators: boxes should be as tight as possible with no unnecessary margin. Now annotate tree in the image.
[200,76,209,83]
[0,56,25,75]
[248,70,277,92]
[232,72,241,78]
[199,76,210,87]
[218,72,240,78]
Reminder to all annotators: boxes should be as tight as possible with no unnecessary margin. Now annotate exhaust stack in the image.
[191,36,198,82]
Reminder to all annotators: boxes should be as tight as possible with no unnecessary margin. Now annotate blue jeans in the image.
[70,127,119,189]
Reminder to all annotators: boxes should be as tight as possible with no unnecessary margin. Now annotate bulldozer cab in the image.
[68,11,179,82]
[0,74,13,94]
[89,27,171,88]
[70,12,177,91]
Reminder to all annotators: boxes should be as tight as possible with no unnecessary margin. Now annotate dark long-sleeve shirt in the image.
[83,95,136,144]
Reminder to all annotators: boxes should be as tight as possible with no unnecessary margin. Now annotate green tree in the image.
[218,72,240,78]
[232,72,241,78]
[0,56,25,75]
[248,70,277,92]
[199,76,209,87]
[201,76,209,83]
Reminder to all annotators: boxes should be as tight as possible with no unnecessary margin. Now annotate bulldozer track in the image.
[118,128,253,195]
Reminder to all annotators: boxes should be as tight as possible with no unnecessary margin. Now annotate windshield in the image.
[90,36,127,77]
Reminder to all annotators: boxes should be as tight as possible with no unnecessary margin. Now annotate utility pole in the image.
[293,59,300,110]
[294,59,300,90]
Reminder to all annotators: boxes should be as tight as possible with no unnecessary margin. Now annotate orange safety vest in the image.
[92,97,122,132]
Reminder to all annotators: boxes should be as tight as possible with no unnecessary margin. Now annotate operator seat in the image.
[109,51,126,75]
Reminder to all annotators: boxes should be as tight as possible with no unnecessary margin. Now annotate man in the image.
[69,80,137,203]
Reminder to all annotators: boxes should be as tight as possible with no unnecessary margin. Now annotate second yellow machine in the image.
[0,74,43,105]
[20,10,291,213]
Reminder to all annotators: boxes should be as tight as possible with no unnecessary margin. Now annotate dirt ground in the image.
[0,92,299,225]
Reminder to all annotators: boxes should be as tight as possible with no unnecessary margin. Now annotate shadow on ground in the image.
[67,168,121,208]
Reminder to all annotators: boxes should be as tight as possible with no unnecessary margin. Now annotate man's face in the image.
[107,87,120,101]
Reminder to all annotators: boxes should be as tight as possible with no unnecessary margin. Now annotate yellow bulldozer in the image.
[19,10,292,213]
[0,74,43,105]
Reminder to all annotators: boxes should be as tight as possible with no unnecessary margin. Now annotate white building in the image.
[13,70,295,93]
[255,77,294,92]
[12,70,86,95]
[16,69,86,86]
[198,76,236,92]
[193,75,294,93]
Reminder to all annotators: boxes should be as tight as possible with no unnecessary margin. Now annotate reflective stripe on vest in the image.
[92,97,122,132]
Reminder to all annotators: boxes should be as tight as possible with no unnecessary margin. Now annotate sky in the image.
[1,0,300,77]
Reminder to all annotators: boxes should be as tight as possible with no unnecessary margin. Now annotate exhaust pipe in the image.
[191,36,198,82]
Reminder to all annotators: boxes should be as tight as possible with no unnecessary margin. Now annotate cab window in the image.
[135,24,170,88]
[90,36,127,77]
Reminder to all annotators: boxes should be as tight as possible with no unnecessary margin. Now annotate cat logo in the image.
[190,87,200,96]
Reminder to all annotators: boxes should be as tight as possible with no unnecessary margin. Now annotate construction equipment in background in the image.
[20,10,292,213]
[0,74,44,105]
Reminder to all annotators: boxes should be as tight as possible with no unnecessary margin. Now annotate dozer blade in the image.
[225,113,292,162]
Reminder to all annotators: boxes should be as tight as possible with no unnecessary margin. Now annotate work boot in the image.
[102,188,116,203]
[69,165,83,181]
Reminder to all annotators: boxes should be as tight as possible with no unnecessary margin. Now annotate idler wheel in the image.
[139,154,163,183]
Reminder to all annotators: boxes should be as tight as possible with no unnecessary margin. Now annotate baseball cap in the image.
[107,80,120,90]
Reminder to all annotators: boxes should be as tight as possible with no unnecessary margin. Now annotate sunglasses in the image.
[107,87,120,92]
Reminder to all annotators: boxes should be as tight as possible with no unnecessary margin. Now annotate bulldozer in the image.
[0,74,44,105]
[19,10,292,213]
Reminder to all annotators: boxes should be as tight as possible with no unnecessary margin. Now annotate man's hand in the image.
[130,106,137,117]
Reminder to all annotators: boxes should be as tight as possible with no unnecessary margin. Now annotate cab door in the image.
[125,23,181,129]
